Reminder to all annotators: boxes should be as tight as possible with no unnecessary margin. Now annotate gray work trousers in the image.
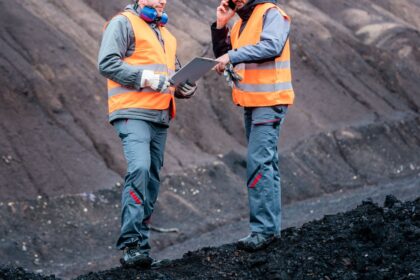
[244,105,288,235]
[113,119,168,253]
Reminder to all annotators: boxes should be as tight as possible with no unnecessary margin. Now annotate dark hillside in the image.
[1,0,420,201]
[1,195,418,279]
[1,0,420,278]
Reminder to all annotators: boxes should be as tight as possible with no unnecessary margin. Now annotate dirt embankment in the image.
[1,0,420,279]
[1,195,419,279]
[1,0,420,201]
[2,119,419,278]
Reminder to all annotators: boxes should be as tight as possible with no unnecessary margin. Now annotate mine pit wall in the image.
[281,116,420,203]
[1,116,419,278]
[1,0,420,277]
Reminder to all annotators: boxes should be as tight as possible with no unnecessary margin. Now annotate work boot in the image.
[237,232,276,252]
[151,258,172,269]
[120,245,153,268]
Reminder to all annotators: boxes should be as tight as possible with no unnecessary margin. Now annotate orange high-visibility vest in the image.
[230,3,294,107]
[107,11,177,118]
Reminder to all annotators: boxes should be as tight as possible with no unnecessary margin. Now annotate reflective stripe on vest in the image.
[106,11,177,118]
[230,3,294,107]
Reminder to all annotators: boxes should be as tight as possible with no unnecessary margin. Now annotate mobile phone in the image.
[228,0,236,10]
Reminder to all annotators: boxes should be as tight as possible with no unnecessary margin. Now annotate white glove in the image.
[140,70,170,93]
[175,81,197,99]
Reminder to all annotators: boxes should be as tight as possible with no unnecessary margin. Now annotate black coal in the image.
[2,195,419,280]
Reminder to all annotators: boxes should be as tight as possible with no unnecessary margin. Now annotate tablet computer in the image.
[170,57,218,86]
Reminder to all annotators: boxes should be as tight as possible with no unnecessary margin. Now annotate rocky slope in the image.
[1,195,419,279]
[1,0,419,201]
[75,196,420,280]
[1,172,419,279]
[1,0,420,278]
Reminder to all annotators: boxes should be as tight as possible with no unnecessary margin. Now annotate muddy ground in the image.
[1,195,418,279]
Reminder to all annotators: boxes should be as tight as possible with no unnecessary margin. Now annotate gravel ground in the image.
[2,195,418,280]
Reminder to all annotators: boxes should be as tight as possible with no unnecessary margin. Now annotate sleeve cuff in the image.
[228,49,240,64]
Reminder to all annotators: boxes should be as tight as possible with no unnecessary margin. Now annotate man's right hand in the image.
[216,0,235,29]
[140,70,170,93]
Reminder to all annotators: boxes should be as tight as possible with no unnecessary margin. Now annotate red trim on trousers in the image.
[129,190,142,204]
[249,173,262,188]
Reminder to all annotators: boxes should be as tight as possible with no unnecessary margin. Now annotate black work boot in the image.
[151,258,172,269]
[237,232,276,252]
[120,245,153,269]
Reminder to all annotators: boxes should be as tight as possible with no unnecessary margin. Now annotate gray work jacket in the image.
[98,5,180,125]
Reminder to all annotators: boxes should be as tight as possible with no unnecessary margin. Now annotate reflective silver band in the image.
[235,60,290,71]
[108,87,170,97]
[235,81,293,93]
[134,64,168,72]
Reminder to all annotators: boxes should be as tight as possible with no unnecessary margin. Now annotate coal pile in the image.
[0,267,58,280]
[2,195,419,280]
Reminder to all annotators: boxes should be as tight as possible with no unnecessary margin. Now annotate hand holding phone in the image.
[216,0,236,29]
[228,0,236,10]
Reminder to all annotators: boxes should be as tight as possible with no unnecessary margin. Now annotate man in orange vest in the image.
[98,0,196,268]
[212,0,294,251]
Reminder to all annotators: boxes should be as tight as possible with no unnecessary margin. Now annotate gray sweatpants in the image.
[244,105,288,235]
[113,119,168,253]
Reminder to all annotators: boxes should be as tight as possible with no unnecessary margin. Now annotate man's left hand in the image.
[175,81,197,99]
[214,53,230,74]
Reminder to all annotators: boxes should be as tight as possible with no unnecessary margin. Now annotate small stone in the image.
[384,195,400,208]
[2,155,11,164]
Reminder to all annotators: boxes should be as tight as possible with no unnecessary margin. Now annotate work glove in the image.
[174,81,197,99]
[140,70,170,93]
[223,63,242,88]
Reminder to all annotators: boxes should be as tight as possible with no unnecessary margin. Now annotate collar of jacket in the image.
[125,4,159,26]
[236,0,277,21]
[125,4,139,14]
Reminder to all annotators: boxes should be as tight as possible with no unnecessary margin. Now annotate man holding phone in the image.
[98,0,197,268]
[212,0,294,251]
